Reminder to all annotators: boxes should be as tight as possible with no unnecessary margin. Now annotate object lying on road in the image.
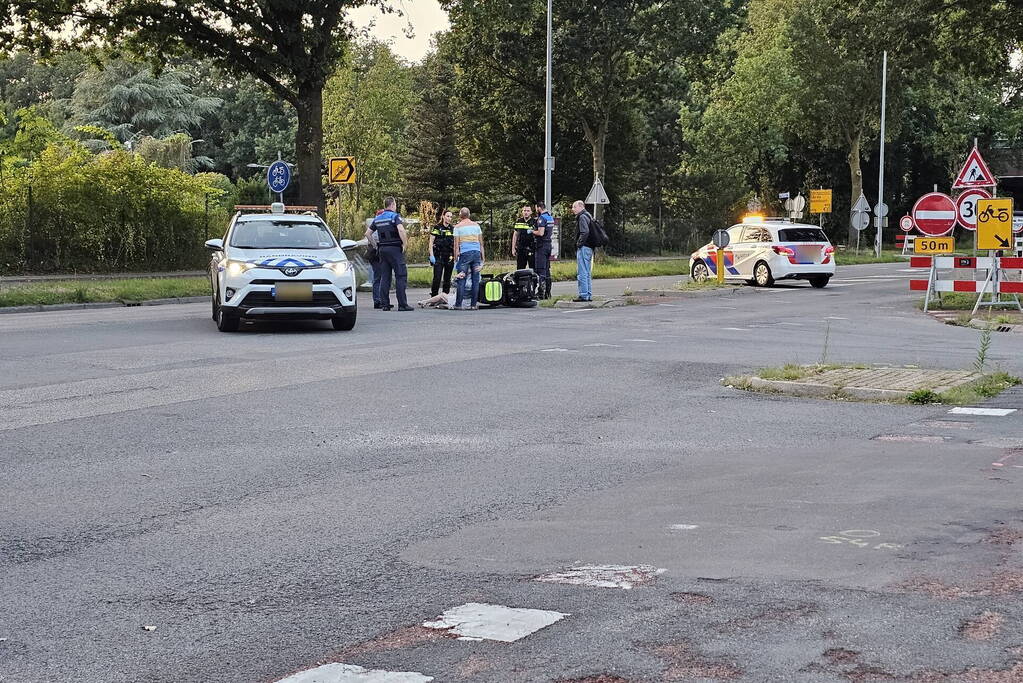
[478,269,540,308]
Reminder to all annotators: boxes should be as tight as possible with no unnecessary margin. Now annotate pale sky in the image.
[349,0,451,63]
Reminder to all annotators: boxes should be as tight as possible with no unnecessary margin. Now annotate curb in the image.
[0,296,207,316]
[553,298,629,310]
[747,377,910,401]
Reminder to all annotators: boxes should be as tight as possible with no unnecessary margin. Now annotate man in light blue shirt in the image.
[452,207,485,310]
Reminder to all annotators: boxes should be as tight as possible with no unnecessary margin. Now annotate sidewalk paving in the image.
[746,367,983,401]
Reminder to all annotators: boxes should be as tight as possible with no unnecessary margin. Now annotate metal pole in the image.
[543,0,553,211]
[875,50,888,258]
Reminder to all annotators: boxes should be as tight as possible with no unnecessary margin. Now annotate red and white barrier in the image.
[911,256,1023,313]
[895,234,915,255]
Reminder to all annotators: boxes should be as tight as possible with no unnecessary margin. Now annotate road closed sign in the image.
[913,236,955,255]
[912,192,956,236]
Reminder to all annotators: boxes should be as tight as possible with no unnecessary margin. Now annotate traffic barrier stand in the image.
[910,255,1023,313]
[896,233,916,255]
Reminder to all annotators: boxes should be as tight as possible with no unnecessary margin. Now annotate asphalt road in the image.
[2,263,1023,682]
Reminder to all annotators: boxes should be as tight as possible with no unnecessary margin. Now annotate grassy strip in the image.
[726,363,1020,405]
[920,293,1023,322]
[407,257,689,289]
[835,249,906,265]
[0,277,209,307]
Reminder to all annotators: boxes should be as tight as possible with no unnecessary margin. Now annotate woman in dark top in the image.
[429,209,455,297]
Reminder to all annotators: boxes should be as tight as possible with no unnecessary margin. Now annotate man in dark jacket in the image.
[364,197,413,311]
[572,200,594,302]
[532,202,554,299]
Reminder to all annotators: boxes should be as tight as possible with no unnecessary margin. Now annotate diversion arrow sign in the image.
[976,198,1013,249]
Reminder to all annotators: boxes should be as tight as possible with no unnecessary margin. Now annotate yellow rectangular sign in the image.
[977,198,1013,250]
[810,189,832,214]
[913,236,955,255]
[329,157,356,184]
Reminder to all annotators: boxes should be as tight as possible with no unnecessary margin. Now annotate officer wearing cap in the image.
[365,197,413,312]
[532,202,554,299]
[511,205,537,271]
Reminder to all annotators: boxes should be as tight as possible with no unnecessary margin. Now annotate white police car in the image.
[206,203,358,332]
[689,218,836,288]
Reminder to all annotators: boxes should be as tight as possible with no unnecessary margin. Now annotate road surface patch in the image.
[276,663,433,683]
[873,434,951,444]
[668,524,699,531]
[960,611,1005,641]
[534,564,665,589]
[422,603,567,642]
[949,407,1017,416]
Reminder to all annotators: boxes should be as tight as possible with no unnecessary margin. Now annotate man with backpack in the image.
[571,200,608,302]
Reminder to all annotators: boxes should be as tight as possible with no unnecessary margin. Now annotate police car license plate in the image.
[274,282,313,302]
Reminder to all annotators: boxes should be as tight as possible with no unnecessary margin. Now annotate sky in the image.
[349,0,451,63]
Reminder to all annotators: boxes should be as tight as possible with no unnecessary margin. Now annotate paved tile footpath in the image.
[747,366,985,401]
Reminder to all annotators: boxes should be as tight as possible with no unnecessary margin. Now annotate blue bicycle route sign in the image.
[267,160,291,195]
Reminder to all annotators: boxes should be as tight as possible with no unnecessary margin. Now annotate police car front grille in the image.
[240,291,341,307]
[250,279,331,285]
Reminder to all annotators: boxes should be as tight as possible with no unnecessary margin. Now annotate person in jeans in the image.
[429,209,455,297]
[572,200,594,302]
[452,207,485,310]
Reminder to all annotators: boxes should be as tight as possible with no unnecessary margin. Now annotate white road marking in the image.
[583,343,622,348]
[825,316,849,320]
[721,327,749,332]
[778,322,804,326]
[276,663,433,683]
[538,348,577,353]
[625,339,657,343]
[669,524,699,531]
[423,603,567,643]
[949,407,1017,417]
[535,564,666,589]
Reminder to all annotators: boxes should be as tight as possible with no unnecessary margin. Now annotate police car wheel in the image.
[332,310,357,331]
[691,262,710,282]
[754,261,775,287]
[216,307,239,333]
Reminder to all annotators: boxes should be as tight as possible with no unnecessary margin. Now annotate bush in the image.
[0,142,230,274]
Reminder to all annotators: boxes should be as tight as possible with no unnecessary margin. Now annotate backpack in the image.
[586,218,609,248]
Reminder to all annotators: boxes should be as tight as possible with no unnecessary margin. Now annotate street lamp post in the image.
[544,0,553,211]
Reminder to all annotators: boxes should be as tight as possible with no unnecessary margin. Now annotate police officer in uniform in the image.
[532,202,554,299]
[429,209,455,297]
[511,205,537,271]
[365,197,413,311]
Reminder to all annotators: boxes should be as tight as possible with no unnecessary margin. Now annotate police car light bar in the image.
[233,204,320,214]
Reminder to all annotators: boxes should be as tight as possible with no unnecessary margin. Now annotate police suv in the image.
[206,203,358,332]
[689,217,836,288]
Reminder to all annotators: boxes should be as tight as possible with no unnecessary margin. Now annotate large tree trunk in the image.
[294,83,325,215]
[583,116,609,221]
[846,128,863,247]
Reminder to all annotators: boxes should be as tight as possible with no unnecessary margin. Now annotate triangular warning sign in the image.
[953,147,996,188]
[851,192,871,213]
[585,178,610,205]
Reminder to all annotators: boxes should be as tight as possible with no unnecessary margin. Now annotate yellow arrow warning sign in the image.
[329,157,356,184]
[976,198,1013,250]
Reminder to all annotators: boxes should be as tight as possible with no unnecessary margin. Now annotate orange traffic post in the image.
[716,249,725,284]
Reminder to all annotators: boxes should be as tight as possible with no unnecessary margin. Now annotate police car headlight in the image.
[328,261,353,275]
[226,260,255,277]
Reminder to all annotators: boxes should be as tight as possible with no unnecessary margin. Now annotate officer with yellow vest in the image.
[511,205,537,271]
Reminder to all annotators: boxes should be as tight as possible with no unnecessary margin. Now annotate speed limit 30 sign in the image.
[955,188,992,231]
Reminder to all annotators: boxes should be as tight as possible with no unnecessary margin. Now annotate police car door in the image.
[731,226,759,278]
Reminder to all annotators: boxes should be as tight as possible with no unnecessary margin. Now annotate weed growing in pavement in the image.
[940,372,1020,405]
[623,286,633,296]
[539,295,575,309]
[974,325,993,373]
[819,320,832,365]
[758,364,823,381]
[907,389,941,404]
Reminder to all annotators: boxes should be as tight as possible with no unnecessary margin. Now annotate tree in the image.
[69,60,221,142]
[1,0,390,213]
[402,41,469,209]
[322,42,413,230]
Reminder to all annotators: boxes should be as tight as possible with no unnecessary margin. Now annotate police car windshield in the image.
[778,228,828,242]
[231,220,336,249]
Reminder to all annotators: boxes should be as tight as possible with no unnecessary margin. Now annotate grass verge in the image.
[919,293,1023,324]
[0,277,208,307]
[407,257,689,289]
